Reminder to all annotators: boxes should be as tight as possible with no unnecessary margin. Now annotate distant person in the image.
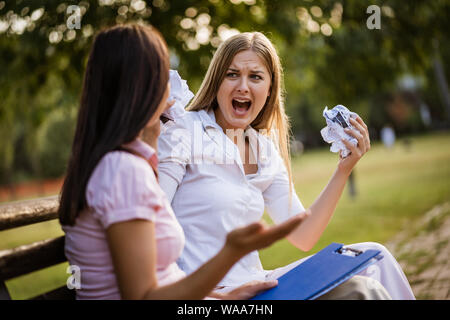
[290,138,304,156]
[381,125,396,148]
[420,103,432,127]
[57,24,307,300]
[348,171,357,199]
[158,32,415,299]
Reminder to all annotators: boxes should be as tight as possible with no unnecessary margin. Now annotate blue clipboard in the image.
[251,242,383,300]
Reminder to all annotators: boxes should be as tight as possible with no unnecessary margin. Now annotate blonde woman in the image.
[157,32,414,299]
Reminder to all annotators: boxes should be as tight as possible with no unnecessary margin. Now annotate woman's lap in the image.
[265,241,414,299]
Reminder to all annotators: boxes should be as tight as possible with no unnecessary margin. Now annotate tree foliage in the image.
[0,0,449,182]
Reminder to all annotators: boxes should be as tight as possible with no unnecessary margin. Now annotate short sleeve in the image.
[158,116,192,203]
[263,145,306,225]
[86,152,164,229]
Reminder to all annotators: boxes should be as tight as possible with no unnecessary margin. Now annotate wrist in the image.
[220,243,243,266]
[336,164,352,178]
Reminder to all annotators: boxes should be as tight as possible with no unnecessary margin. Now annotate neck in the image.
[141,126,159,150]
[213,109,247,143]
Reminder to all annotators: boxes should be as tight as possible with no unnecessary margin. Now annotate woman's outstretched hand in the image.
[211,212,309,300]
[224,210,310,258]
[338,115,371,174]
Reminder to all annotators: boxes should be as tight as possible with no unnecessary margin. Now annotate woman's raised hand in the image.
[338,115,371,174]
[224,210,310,258]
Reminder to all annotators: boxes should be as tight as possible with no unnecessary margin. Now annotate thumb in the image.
[256,280,278,290]
[236,222,264,235]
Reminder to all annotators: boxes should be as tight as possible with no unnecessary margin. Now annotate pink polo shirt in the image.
[62,139,186,299]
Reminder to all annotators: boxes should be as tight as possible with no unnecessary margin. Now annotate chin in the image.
[226,118,250,130]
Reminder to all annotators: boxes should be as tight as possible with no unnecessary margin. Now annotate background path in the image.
[386,202,450,299]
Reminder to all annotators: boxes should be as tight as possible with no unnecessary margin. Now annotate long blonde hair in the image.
[188,32,293,189]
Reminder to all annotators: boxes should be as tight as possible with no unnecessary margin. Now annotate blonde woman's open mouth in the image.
[232,98,252,116]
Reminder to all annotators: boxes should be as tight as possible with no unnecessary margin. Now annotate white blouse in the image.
[157,108,305,287]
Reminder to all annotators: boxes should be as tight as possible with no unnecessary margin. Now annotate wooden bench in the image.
[0,196,75,300]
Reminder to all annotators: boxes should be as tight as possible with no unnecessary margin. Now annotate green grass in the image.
[1,132,450,299]
[259,132,450,269]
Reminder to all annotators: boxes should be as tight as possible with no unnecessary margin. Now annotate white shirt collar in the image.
[200,108,257,135]
[197,108,268,165]
[197,108,221,130]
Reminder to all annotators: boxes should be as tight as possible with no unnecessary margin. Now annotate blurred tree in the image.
[0,0,449,183]
[36,105,76,178]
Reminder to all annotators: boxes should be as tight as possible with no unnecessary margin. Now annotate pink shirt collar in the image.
[122,138,156,161]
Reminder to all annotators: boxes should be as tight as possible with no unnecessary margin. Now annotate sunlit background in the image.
[0,0,449,299]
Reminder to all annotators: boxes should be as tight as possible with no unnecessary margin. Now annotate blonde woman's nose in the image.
[236,77,250,93]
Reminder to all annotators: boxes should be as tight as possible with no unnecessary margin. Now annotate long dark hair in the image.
[59,24,169,226]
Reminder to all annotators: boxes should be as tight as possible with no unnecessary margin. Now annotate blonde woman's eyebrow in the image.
[227,68,265,74]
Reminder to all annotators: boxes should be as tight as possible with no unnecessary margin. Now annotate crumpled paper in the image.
[320,105,359,158]
[162,69,194,120]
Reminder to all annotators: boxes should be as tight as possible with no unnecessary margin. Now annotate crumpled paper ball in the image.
[320,105,359,158]
[163,69,194,120]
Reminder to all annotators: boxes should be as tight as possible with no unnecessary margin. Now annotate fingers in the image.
[355,115,369,132]
[225,222,264,251]
[341,137,360,158]
[234,222,264,237]
[249,213,307,249]
[164,99,176,111]
[261,214,305,241]
[343,118,371,154]
[344,126,366,153]
[227,280,278,300]
[226,213,308,254]
[349,117,371,151]
[242,280,278,292]
[244,280,278,295]
[354,116,371,149]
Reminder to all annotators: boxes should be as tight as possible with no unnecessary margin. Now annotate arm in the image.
[287,116,371,251]
[286,166,350,251]
[107,214,306,300]
[156,120,191,203]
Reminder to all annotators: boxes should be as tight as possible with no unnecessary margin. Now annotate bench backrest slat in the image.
[32,285,75,300]
[0,236,66,281]
[0,196,59,231]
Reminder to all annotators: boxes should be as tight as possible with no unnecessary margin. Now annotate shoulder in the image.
[87,151,157,204]
[92,151,153,182]
[158,110,205,152]
[86,151,164,228]
[161,110,202,133]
